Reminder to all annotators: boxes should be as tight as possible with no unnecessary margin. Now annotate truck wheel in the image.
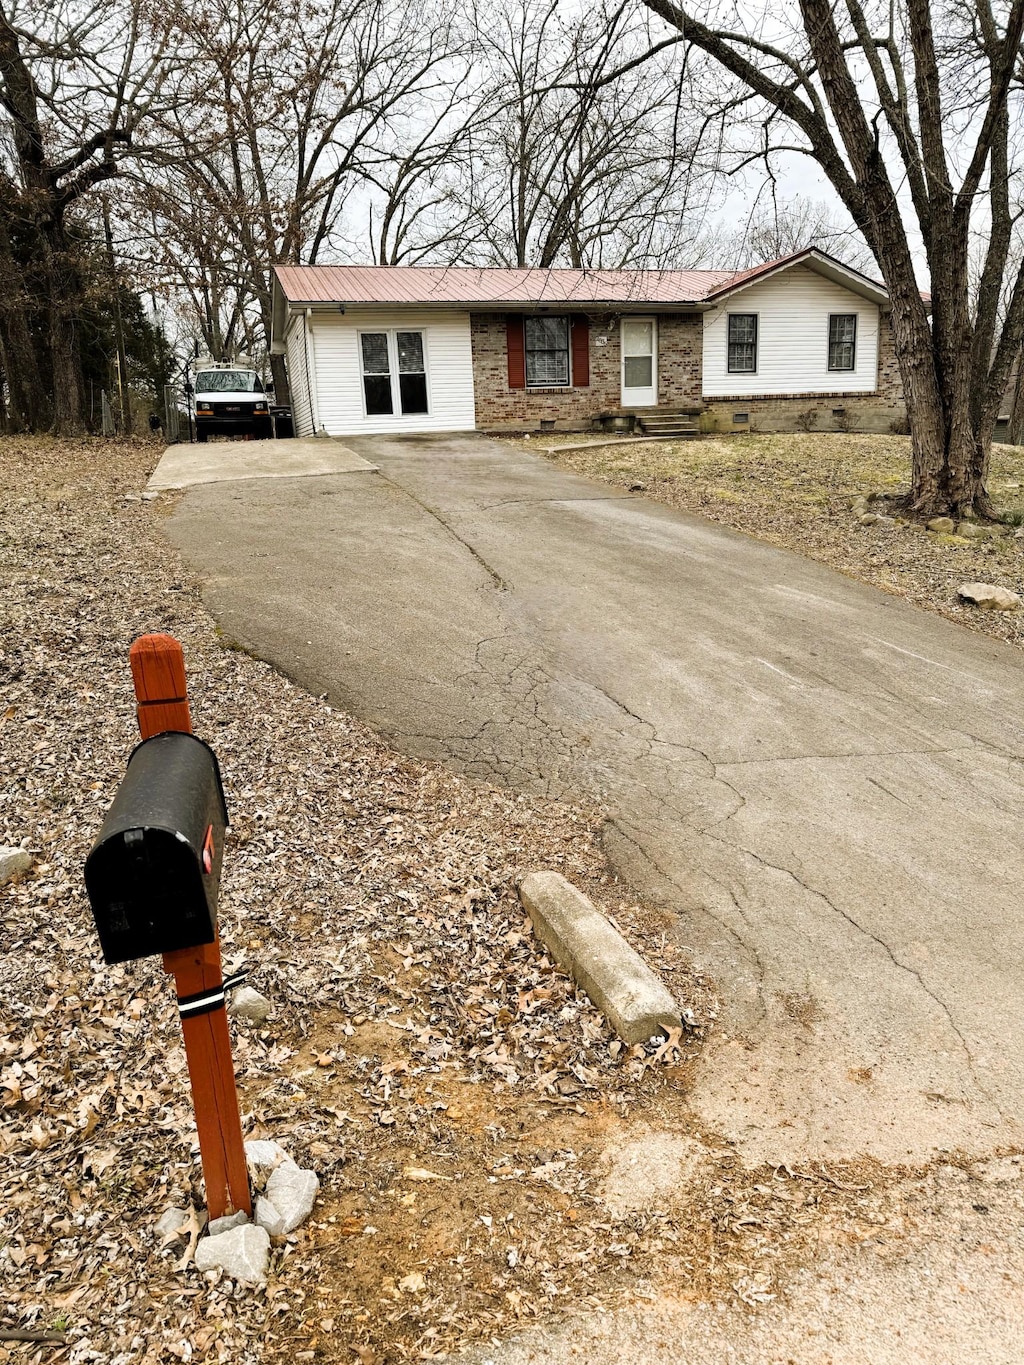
[196,430,208,443]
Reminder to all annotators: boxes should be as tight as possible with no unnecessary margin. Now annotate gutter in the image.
[283,300,714,315]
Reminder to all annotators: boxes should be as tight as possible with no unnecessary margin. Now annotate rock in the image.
[0,847,31,885]
[155,1207,190,1245]
[957,521,989,539]
[265,1163,320,1233]
[228,986,272,1024]
[927,516,955,533]
[208,1209,249,1236]
[194,1223,270,1285]
[873,514,896,526]
[858,513,878,525]
[254,1195,287,1237]
[958,582,1021,610]
[244,1139,297,1191]
[141,490,160,502]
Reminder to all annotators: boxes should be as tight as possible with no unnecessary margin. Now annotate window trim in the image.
[524,314,572,389]
[827,312,858,373]
[357,327,430,418]
[727,312,759,375]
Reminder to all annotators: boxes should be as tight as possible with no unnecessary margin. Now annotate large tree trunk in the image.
[0,216,47,429]
[43,222,88,435]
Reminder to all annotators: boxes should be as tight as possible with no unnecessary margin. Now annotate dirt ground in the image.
[1,434,1020,1364]
[509,431,1024,647]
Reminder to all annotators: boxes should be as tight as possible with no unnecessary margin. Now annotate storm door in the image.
[620,317,657,407]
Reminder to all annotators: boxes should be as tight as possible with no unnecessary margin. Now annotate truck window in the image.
[195,371,264,393]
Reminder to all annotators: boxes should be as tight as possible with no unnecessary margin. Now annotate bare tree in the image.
[136,0,464,401]
[0,0,172,431]
[637,0,1024,517]
[728,198,873,272]
[449,0,708,269]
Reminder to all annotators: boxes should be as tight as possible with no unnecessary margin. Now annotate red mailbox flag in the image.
[129,633,251,1219]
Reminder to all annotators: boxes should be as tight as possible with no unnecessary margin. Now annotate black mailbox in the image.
[84,732,229,964]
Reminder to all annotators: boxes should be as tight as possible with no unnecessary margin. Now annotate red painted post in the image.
[129,634,251,1219]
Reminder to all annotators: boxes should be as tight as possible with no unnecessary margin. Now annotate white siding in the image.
[285,315,315,437]
[310,310,476,435]
[702,265,880,397]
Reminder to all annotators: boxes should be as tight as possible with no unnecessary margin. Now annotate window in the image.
[360,330,428,416]
[525,316,569,386]
[828,314,857,371]
[195,371,264,393]
[727,314,758,373]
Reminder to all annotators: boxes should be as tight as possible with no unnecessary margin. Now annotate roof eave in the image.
[278,297,712,312]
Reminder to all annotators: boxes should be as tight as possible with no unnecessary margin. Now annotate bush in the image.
[795,407,818,432]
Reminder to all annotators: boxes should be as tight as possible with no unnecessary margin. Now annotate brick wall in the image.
[470,312,703,431]
[701,312,908,435]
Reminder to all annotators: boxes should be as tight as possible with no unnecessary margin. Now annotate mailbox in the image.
[84,732,229,964]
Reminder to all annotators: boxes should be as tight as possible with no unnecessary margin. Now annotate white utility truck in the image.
[191,358,272,442]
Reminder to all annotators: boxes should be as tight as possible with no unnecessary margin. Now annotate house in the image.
[269,248,905,439]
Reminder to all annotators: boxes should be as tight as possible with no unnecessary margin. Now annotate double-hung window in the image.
[360,330,428,416]
[525,316,570,386]
[828,314,857,372]
[727,313,758,373]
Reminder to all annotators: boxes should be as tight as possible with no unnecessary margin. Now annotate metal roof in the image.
[273,263,739,307]
[270,251,895,347]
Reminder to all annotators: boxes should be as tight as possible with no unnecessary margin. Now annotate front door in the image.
[621,316,657,407]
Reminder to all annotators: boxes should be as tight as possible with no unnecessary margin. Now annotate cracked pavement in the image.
[167,432,1024,1166]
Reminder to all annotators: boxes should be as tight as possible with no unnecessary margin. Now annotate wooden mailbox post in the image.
[129,633,251,1219]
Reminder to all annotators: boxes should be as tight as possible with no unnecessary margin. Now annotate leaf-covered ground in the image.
[1,434,993,1364]
[514,432,1024,647]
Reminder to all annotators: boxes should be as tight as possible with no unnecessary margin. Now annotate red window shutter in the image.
[571,318,590,387]
[507,316,526,388]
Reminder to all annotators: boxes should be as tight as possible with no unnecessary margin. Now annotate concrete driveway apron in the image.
[167,432,1024,1166]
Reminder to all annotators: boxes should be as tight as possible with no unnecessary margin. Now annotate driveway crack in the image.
[693,824,994,1102]
[375,470,509,591]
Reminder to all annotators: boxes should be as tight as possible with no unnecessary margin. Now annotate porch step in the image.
[638,414,700,438]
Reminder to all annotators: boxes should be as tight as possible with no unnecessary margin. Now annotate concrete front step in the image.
[639,422,699,437]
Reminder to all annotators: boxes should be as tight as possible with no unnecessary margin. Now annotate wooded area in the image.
[0,0,1023,516]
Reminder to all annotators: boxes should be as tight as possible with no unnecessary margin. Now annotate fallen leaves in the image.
[0,434,712,1363]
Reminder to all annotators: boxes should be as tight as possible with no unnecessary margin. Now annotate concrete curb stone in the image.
[519,871,681,1045]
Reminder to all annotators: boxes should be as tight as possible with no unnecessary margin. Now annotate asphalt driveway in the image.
[166,432,1024,1165]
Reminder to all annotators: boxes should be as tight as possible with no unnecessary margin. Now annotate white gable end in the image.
[702,265,880,398]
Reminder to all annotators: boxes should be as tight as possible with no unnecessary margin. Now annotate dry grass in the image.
[509,431,1024,647]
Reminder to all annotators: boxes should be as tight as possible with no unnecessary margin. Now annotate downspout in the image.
[303,308,321,435]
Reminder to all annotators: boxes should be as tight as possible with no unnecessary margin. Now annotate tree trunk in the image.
[43,223,88,435]
[269,351,289,407]
[0,217,47,430]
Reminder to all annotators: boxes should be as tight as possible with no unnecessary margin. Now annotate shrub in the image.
[795,407,819,432]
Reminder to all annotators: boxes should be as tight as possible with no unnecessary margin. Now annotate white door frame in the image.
[621,316,658,407]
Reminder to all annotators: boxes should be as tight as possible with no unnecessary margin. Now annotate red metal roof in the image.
[274,263,737,307]
[273,250,890,309]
